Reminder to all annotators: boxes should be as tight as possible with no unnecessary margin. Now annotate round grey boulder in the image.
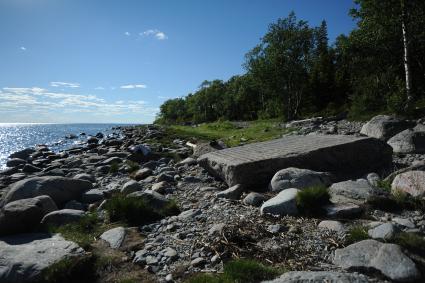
[0,195,57,236]
[260,188,299,216]
[333,239,420,282]
[360,115,412,141]
[41,209,85,227]
[3,176,93,206]
[387,129,425,154]
[270,167,331,192]
[392,170,425,197]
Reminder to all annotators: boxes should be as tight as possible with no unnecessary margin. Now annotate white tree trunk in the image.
[401,0,413,109]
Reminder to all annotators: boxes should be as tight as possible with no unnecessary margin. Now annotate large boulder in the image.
[0,196,57,236]
[263,271,369,283]
[41,209,85,227]
[387,129,425,154]
[6,158,26,168]
[199,135,392,189]
[360,115,412,141]
[329,179,375,204]
[269,167,332,192]
[2,176,93,206]
[260,188,299,216]
[333,239,420,282]
[0,233,85,283]
[391,170,425,197]
[8,148,36,160]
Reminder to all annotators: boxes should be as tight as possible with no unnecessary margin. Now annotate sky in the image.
[0,0,356,124]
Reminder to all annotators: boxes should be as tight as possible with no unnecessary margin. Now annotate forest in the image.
[156,0,425,124]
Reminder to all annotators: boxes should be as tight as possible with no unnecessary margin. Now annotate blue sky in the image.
[0,0,356,123]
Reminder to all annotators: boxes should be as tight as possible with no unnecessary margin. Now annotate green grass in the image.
[345,225,369,244]
[296,186,331,216]
[104,194,179,226]
[185,259,280,283]
[125,160,140,173]
[40,255,96,283]
[109,162,120,174]
[367,189,425,212]
[376,179,392,192]
[156,120,294,148]
[48,213,104,250]
[394,232,425,256]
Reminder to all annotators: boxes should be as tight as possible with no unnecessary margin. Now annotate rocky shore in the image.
[0,115,425,283]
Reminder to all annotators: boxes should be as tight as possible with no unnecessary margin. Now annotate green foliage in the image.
[185,259,280,283]
[125,160,140,173]
[40,255,96,283]
[296,186,331,216]
[376,179,392,192]
[346,225,369,244]
[109,162,120,174]
[48,213,103,250]
[104,194,179,226]
[156,2,425,124]
[394,232,425,256]
[166,120,294,147]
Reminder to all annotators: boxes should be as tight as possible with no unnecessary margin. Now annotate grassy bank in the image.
[157,120,294,147]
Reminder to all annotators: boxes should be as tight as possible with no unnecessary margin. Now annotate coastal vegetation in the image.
[185,259,280,283]
[153,120,294,148]
[156,0,425,124]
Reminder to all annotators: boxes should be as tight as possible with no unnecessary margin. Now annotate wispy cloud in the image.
[50,81,80,88]
[20,47,26,51]
[140,29,168,40]
[0,86,158,118]
[120,84,147,89]
[124,31,130,36]
[94,86,105,90]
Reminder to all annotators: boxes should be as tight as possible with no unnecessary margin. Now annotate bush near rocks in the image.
[185,259,280,283]
[346,225,369,245]
[104,193,179,226]
[47,213,103,250]
[295,186,330,216]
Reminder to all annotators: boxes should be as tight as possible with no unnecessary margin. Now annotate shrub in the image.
[223,259,280,283]
[394,232,425,256]
[125,160,140,173]
[40,255,96,283]
[109,162,120,174]
[346,225,369,244]
[376,179,391,192]
[296,186,330,216]
[104,194,179,226]
[186,259,280,283]
[48,213,102,250]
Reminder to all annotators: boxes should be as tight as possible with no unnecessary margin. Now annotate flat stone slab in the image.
[198,135,392,189]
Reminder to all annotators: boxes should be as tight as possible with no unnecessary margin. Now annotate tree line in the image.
[156,0,425,124]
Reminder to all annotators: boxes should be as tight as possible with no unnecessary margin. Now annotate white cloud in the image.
[155,32,167,40]
[94,86,105,90]
[0,86,158,118]
[50,81,80,88]
[140,29,168,40]
[125,31,130,36]
[120,84,147,89]
[20,47,26,51]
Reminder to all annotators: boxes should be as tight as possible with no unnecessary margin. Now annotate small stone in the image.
[191,257,206,267]
[318,220,345,233]
[368,223,398,240]
[216,184,244,200]
[393,217,416,229]
[243,192,266,206]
